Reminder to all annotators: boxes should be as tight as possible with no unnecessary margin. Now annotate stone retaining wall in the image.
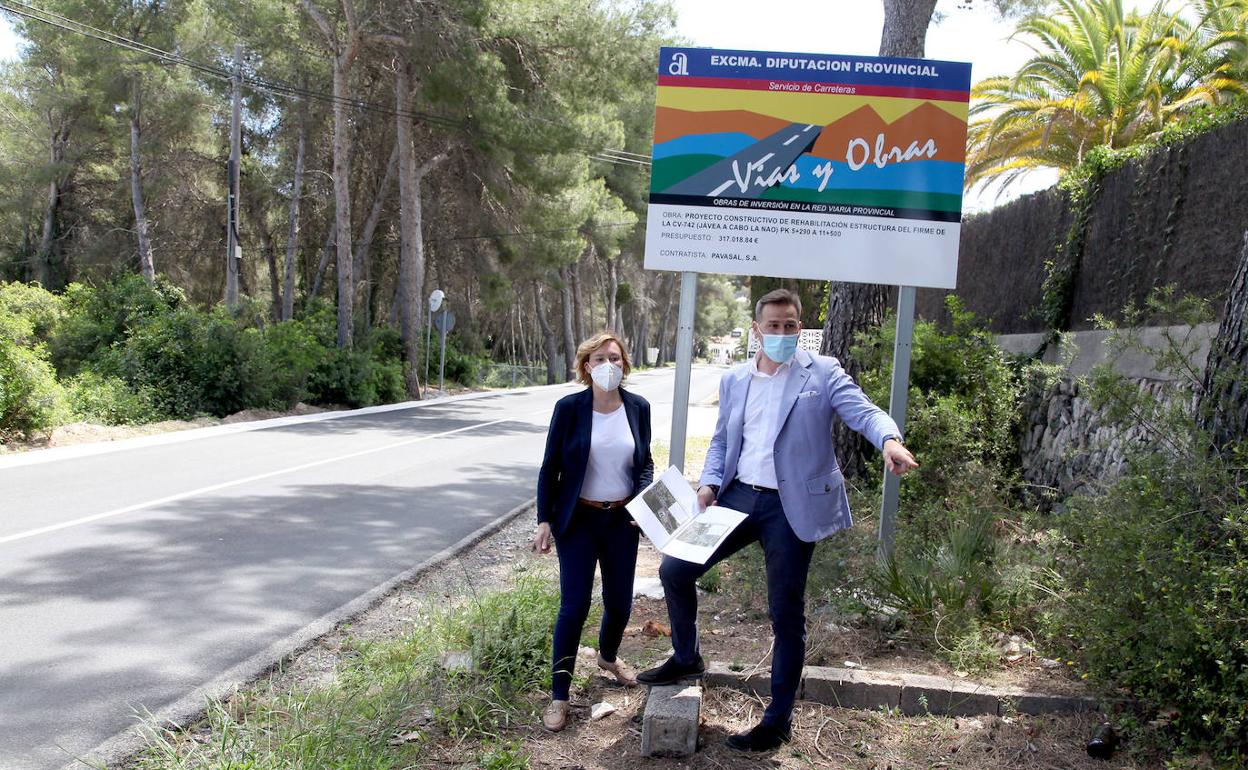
[1003,326,1207,499]
[1019,377,1189,499]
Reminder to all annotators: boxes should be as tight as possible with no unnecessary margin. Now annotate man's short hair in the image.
[754,288,802,320]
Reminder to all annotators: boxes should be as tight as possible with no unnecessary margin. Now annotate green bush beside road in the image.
[0,277,489,440]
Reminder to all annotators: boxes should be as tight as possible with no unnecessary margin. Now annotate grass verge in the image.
[130,572,559,770]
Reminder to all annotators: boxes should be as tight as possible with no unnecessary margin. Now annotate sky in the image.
[0,1,1158,213]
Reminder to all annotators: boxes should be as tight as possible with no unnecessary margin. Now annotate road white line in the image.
[709,179,737,196]
[803,124,816,132]
[0,385,579,471]
[782,133,801,146]
[757,152,775,164]
[0,414,536,547]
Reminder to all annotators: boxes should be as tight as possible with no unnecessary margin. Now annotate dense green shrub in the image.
[1,274,490,432]
[844,297,1058,665]
[65,372,160,425]
[245,320,325,410]
[1,308,70,440]
[421,330,485,388]
[0,282,62,344]
[1049,303,1248,762]
[49,274,184,377]
[853,296,1040,510]
[119,304,255,419]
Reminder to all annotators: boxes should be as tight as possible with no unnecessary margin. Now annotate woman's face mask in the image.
[590,361,623,391]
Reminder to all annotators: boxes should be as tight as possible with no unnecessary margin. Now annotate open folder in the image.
[626,465,748,564]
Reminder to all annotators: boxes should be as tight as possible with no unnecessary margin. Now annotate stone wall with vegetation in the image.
[1018,376,1186,500]
[918,114,1248,334]
[1005,325,1212,501]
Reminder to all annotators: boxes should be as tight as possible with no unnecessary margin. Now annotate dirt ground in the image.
[233,511,1158,770]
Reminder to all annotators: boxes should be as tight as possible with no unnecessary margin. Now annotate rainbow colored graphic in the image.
[650,48,971,222]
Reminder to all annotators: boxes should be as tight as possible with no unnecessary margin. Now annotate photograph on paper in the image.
[627,465,747,564]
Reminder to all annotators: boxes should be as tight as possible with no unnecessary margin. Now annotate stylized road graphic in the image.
[661,123,822,198]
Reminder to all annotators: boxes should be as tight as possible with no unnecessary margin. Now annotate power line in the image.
[0,0,650,167]
[599,148,651,161]
[0,0,460,128]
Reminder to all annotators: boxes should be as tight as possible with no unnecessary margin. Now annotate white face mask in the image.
[590,361,623,391]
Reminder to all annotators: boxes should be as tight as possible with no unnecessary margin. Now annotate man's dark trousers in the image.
[658,481,816,726]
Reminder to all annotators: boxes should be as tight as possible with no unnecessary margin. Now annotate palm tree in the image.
[966,0,1248,191]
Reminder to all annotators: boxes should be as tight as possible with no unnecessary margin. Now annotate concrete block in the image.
[899,672,1000,716]
[704,662,776,699]
[802,666,901,711]
[1007,691,1100,715]
[641,684,702,757]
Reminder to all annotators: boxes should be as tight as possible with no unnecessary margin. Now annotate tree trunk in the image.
[1199,231,1248,450]
[819,0,937,479]
[354,140,399,336]
[128,82,155,285]
[331,61,355,348]
[657,273,677,364]
[636,279,650,366]
[605,257,618,334]
[282,98,307,321]
[880,0,939,57]
[570,257,586,341]
[560,265,576,380]
[396,60,447,399]
[534,282,560,384]
[264,229,280,320]
[36,123,70,288]
[822,283,889,479]
[309,229,335,305]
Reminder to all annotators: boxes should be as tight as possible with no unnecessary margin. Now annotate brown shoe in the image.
[543,699,569,731]
[597,653,638,686]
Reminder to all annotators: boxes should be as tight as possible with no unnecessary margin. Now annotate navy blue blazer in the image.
[536,386,654,539]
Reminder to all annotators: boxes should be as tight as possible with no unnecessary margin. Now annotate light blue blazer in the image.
[698,348,901,542]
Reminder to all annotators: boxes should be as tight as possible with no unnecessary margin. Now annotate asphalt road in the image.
[0,366,724,770]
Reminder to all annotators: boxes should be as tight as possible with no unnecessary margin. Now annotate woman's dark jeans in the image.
[550,503,639,700]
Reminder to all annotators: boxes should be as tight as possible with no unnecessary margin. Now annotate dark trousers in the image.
[551,503,639,700]
[659,482,816,726]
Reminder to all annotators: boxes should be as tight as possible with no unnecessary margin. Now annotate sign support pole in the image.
[878,285,916,563]
[424,308,433,394]
[438,310,448,394]
[669,271,698,472]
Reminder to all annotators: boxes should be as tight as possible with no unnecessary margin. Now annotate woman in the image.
[532,331,653,731]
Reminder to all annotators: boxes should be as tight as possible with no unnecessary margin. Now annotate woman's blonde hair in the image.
[574,331,631,386]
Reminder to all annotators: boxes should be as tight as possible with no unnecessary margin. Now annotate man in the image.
[637,288,918,751]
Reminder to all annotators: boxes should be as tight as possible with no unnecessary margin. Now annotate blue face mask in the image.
[761,333,799,364]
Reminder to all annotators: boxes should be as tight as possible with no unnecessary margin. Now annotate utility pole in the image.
[225,43,243,306]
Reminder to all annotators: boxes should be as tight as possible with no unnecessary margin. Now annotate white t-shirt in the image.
[579,405,636,502]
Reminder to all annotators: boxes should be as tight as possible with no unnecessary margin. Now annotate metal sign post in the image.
[433,307,455,394]
[878,286,916,562]
[425,289,444,394]
[669,271,698,472]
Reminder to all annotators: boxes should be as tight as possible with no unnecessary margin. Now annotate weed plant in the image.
[132,573,558,770]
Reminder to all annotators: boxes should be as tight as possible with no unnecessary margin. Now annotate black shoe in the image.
[726,721,792,752]
[636,655,705,686]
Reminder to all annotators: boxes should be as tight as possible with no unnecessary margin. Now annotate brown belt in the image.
[578,497,628,510]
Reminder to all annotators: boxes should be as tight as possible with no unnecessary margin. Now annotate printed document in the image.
[626,466,747,564]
